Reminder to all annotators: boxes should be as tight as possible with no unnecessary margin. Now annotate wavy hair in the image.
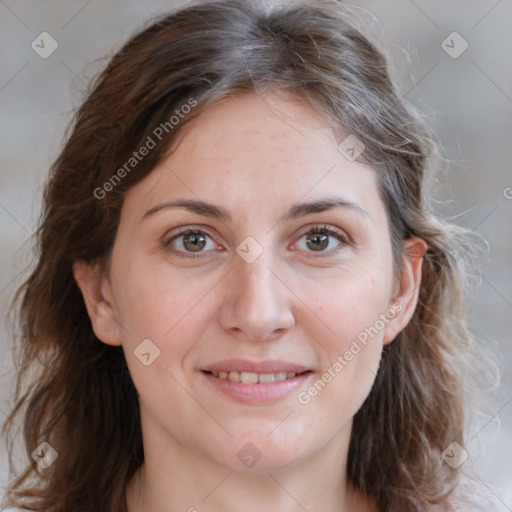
[2,1,484,510]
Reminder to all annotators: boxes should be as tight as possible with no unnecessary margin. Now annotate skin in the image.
[74,91,426,512]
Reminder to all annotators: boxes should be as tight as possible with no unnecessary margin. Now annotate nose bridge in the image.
[236,251,279,310]
[234,231,277,291]
[219,246,294,340]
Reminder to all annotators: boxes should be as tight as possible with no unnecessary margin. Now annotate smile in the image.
[200,360,313,403]
[206,370,301,383]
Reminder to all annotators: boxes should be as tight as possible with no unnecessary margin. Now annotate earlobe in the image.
[72,260,122,346]
[383,237,427,345]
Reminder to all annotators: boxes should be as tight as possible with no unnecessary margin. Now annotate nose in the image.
[218,254,295,342]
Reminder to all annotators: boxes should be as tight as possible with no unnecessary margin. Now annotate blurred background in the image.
[1,0,511,509]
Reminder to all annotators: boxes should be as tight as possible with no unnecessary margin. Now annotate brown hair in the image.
[2,1,484,510]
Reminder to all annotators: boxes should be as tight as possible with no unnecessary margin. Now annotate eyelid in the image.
[161,226,224,258]
[160,223,351,259]
[290,224,351,254]
[163,224,221,243]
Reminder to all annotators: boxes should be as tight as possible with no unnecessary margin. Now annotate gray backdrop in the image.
[1,0,511,509]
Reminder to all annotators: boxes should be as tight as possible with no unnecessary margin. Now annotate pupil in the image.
[306,233,328,251]
[183,233,206,252]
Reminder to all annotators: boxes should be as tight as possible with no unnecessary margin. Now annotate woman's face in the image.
[76,92,423,473]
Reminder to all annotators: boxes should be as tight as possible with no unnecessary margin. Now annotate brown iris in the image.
[306,233,329,251]
[182,232,207,252]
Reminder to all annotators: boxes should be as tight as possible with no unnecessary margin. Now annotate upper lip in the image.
[202,359,311,374]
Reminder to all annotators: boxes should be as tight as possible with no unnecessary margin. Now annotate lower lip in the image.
[201,371,313,404]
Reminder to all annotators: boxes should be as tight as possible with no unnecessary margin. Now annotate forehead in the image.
[123,92,385,226]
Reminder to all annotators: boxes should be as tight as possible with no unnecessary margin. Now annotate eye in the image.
[165,229,219,255]
[293,225,349,253]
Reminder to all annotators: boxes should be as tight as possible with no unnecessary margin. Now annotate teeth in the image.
[240,372,258,384]
[228,371,240,382]
[210,370,298,383]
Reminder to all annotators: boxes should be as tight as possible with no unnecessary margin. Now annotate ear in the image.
[383,236,427,345]
[73,260,122,346]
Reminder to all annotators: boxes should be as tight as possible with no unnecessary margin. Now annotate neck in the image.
[125,420,377,512]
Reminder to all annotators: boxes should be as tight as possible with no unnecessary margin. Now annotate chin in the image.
[216,432,313,473]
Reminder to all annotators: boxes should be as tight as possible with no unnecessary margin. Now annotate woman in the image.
[2,0,484,510]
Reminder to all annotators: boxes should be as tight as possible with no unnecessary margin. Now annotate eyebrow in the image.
[141,199,231,222]
[141,196,369,223]
[283,196,369,221]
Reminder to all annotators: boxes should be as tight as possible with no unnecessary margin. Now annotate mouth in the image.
[199,360,313,403]
[202,370,309,384]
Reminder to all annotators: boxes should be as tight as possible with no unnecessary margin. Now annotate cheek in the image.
[111,258,221,356]
[114,266,222,412]
[301,265,391,351]
[295,267,391,414]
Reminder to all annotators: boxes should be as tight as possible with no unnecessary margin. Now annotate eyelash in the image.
[162,228,217,259]
[295,225,351,257]
[162,224,350,259]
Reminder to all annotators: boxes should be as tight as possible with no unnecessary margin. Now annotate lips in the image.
[202,359,311,375]
[200,359,313,403]
[206,370,301,384]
